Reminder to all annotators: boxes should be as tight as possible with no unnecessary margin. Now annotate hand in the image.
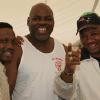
[64,43,81,75]
[16,36,24,46]
[11,36,23,63]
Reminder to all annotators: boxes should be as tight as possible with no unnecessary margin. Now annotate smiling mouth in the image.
[3,50,14,57]
[87,43,100,52]
[38,27,47,34]
[88,44,97,49]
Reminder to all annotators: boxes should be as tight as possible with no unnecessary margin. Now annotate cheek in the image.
[95,35,100,41]
[95,35,100,42]
[80,38,86,45]
[0,48,4,57]
[0,44,4,50]
[49,24,54,32]
[50,23,54,28]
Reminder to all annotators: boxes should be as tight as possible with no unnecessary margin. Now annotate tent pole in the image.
[92,0,99,12]
[45,0,48,4]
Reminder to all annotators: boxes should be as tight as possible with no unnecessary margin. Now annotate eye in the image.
[12,39,16,45]
[91,32,99,36]
[0,40,8,44]
[46,17,53,21]
[80,32,86,38]
[31,16,41,21]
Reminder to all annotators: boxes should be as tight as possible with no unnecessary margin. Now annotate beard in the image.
[30,31,51,43]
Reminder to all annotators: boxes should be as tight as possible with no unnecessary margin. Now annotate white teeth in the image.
[38,28,46,32]
[88,44,97,49]
[89,44,96,47]
[4,52,12,56]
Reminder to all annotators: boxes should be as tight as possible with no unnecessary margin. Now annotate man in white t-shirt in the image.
[5,3,80,100]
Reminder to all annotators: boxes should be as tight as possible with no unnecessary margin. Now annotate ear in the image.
[27,17,30,26]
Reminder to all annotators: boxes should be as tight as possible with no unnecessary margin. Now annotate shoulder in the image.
[53,38,67,51]
[79,57,98,68]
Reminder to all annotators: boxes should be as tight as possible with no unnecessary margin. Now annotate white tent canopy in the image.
[0,0,100,44]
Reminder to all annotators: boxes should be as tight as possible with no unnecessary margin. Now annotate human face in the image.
[80,26,100,56]
[0,28,16,63]
[27,4,54,42]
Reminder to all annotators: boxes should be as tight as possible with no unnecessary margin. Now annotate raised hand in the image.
[15,36,24,46]
[60,43,81,83]
[65,43,81,75]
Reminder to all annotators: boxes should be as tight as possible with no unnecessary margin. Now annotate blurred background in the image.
[0,0,99,44]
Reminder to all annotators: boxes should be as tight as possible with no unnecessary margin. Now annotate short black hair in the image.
[0,22,13,29]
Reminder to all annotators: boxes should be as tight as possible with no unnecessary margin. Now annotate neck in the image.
[91,53,100,63]
[91,52,100,59]
[26,34,54,53]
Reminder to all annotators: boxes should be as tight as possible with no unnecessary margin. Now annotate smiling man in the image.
[54,12,100,100]
[0,23,16,64]
[0,22,16,100]
[78,12,100,60]
[74,12,100,100]
[12,3,66,100]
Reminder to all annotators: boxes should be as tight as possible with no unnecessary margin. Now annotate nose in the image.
[38,17,48,24]
[39,20,47,25]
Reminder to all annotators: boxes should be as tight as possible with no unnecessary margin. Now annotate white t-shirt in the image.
[12,37,66,100]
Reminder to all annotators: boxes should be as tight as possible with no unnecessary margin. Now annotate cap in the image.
[76,12,100,35]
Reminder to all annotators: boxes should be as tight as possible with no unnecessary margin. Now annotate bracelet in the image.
[63,69,73,76]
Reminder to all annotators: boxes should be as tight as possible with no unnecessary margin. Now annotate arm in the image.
[54,44,81,99]
[61,43,80,83]
[54,73,73,100]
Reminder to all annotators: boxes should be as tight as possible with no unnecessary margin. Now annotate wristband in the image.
[63,69,73,76]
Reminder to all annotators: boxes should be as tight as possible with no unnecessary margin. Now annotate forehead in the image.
[0,28,15,38]
[30,4,53,17]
